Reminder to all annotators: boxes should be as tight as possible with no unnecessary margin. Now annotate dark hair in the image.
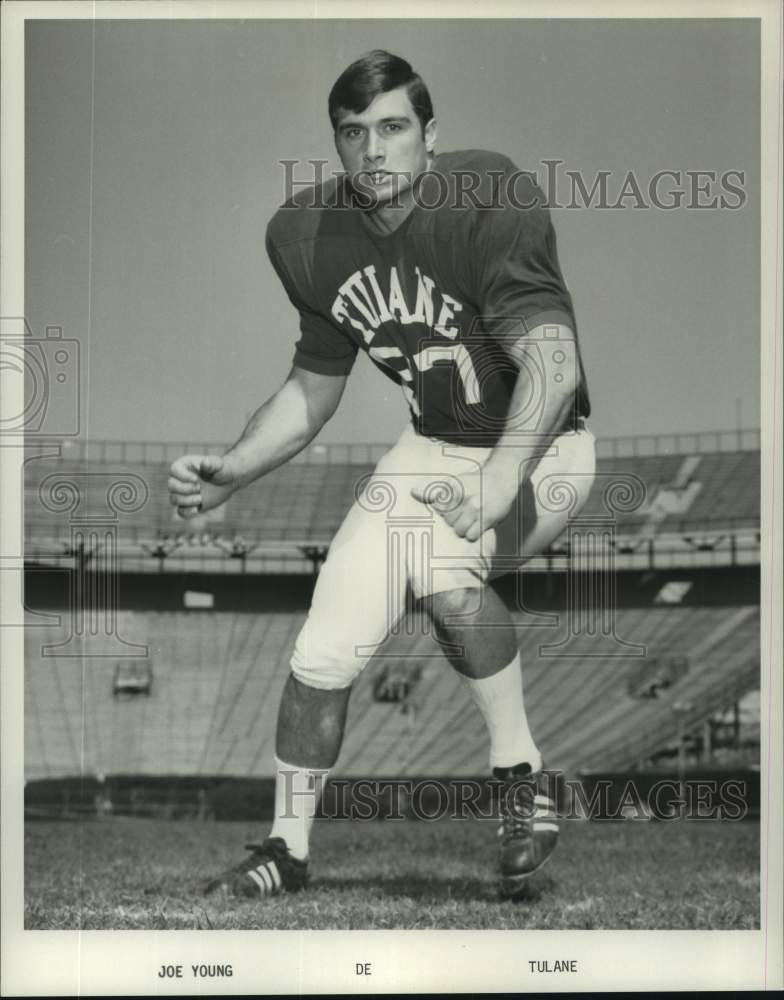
[328,50,434,136]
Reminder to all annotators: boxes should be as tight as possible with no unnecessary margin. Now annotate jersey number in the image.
[369,343,480,416]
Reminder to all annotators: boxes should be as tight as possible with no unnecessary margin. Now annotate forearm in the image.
[484,329,578,485]
[221,380,322,489]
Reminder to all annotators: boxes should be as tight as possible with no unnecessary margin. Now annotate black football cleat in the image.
[493,762,559,898]
[202,837,308,898]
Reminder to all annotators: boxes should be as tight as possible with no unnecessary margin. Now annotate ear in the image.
[424,118,438,154]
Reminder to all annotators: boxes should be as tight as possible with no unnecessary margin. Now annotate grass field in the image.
[24,815,759,930]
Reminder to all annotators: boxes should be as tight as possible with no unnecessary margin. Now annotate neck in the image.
[364,193,416,235]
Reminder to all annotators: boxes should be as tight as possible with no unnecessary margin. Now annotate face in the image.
[333,85,437,206]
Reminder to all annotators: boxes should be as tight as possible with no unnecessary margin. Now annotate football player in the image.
[168,50,596,900]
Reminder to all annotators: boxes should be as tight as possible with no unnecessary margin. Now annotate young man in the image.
[168,50,596,900]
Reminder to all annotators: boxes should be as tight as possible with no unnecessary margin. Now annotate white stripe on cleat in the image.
[247,869,267,894]
[268,862,282,890]
[255,865,274,893]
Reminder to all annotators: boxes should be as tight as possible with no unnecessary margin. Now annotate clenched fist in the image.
[167,454,239,520]
[410,466,518,543]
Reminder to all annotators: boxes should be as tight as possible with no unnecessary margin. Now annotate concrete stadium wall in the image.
[24,564,760,613]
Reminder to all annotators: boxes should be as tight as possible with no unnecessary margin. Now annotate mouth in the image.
[362,170,391,187]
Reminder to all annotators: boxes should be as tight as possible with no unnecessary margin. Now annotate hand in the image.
[410,466,519,543]
[167,454,239,520]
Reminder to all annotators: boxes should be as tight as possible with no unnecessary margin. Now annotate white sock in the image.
[268,756,329,860]
[460,653,543,771]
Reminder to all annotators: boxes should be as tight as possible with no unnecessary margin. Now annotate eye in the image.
[384,123,402,133]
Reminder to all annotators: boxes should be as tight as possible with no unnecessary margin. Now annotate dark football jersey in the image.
[266,149,591,447]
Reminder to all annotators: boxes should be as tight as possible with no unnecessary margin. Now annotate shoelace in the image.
[499,813,533,844]
[498,781,536,843]
[242,841,296,867]
[230,843,281,873]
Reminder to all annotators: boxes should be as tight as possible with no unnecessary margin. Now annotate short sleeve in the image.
[266,232,359,376]
[473,168,576,339]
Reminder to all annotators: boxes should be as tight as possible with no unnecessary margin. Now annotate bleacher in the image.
[661,451,760,530]
[578,454,683,522]
[23,436,760,556]
[22,428,761,787]
[23,460,372,543]
[24,610,306,780]
[24,601,760,781]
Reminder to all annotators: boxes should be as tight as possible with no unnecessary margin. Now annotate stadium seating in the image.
[582,607,759,771]
[659,451,759,530]
[22,436,761,786]
[24,610,305,779]
[23,602,760,781]
[23,446,759,552]
[577,454,683,523]
[23,459,373,545]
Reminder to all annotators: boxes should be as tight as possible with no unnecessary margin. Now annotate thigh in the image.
[401,442,496,600]
[399,425,597,596]
[293,427,431,677]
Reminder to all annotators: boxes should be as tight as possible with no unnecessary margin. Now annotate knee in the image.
[290,634,365,691]
[426,586,483,636]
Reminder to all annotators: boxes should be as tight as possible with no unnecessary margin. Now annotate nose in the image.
[363,130,384,164]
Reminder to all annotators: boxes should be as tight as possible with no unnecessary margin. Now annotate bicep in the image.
[506,323,579,397]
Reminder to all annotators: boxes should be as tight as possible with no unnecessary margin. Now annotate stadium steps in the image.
[518,606,657,732]
[587,658,759,773]
[584,609,760,770]
[545,606,732,766]
[533,605,715,751]
[555,606,759,773]
[661,451,759,530]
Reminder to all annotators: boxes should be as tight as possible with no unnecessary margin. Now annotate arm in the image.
[167,366,347,517]
[413,163,585,540]
[222,365,348,487]
[410,324,578,542]
[482,323,579,489]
